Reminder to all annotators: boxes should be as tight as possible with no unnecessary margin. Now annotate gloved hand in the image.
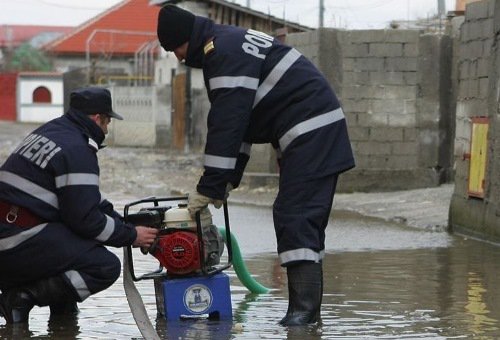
[224,183,234,200]
[133,226,159,248]
[188,191,223,219]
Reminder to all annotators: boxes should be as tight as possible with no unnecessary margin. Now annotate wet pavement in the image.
[1,121,500,339]
[0,121,453,233]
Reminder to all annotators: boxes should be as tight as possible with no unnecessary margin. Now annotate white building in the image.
[17,72,64,123]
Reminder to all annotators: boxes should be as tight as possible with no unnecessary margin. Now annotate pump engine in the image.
[127,203,224,276]
[124,196,234,321]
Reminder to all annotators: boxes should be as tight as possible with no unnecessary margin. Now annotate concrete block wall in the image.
[491,5,500,211]
[340,29,421,175]
[449,0,500,241]
[288,28,455,192]
[151,25,458,193]
[165,26,456,192]
[453,0,495,196]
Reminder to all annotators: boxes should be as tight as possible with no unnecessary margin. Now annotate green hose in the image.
[217,227,270,294]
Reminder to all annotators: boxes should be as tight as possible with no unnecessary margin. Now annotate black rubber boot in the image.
[279,261,323,326]
[49,301,79,317]
[0,290,36,324]
[48,303,80,337]
[0,276,76,324]
[48,312,80,336]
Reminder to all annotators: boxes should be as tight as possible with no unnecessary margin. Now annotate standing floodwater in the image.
[2,204,500,339]
[0,122,498,339]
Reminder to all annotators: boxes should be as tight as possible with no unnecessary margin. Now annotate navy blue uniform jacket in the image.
[0,110,137,250]
[185,17,355,200]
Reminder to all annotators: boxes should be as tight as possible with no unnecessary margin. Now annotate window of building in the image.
[33,86,52,103]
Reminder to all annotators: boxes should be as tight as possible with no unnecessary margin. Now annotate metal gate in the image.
[0,73,18,121]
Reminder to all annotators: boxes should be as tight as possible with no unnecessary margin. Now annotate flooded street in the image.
[2,206,500,339]
[2,122,500,338]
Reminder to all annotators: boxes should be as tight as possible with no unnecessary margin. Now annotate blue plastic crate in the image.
[162,273,232,321]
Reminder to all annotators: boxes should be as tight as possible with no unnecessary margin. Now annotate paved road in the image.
[224,181,453,231]
[0,121,453,232]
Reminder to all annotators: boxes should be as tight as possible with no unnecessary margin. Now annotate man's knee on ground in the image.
[95,252,121,290]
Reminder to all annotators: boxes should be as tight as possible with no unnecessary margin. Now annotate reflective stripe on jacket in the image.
[0,110,136,248]
[186,17,355,199]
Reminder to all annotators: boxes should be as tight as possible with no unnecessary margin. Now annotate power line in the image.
[36,0,116,11]
[327,0,399,10]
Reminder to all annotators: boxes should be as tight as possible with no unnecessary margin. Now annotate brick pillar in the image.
[455,0,483,11]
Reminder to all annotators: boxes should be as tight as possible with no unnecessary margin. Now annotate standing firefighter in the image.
[0,87,158,324]
[157,5,354,325]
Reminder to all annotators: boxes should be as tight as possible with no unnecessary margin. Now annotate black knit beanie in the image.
[157,5,196,52]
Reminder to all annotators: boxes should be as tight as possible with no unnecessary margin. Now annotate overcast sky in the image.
[0,0,456,29]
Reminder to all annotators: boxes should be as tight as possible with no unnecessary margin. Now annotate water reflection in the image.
[0,323,33,339]
[465,272,498,338]
[156,318,233,340]
[47,315,80,339]
[2,211,500,338]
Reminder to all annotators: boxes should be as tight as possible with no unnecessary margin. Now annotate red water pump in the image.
[151,204,224,275]
[154,231,200,275]
[123,197,234,321]
[124,197,229,278]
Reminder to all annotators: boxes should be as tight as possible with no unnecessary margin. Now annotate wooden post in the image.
[172,73,186,151]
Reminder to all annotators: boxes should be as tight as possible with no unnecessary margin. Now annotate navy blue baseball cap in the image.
[70,87,123,120]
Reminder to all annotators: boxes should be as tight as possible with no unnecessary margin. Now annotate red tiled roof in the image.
[0,25,73,48]
[44,0,159,56]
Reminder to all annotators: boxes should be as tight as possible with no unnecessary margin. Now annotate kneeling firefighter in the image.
[0,87,158,324]
[156,6,355,325]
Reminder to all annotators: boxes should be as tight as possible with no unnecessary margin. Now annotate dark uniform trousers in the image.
[273,174,338,266]
[0,222,120,301]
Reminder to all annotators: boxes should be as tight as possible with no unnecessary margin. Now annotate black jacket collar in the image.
[65,108,106,149]
[185,16,215,69]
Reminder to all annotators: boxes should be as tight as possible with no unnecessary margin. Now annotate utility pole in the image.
[437,0,446,31]
[319,0,325,27]
[437,0,445,16]
[246,0,250,8]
